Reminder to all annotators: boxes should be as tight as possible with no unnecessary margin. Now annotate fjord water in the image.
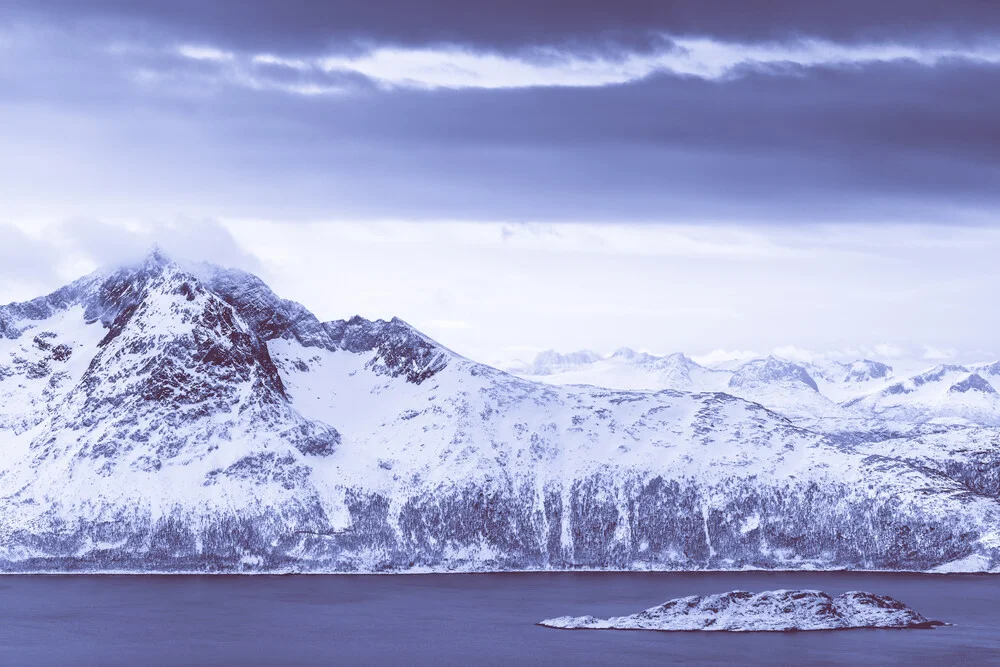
[0,573,995,665]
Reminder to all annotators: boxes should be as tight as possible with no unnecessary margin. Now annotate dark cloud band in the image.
[3,45,998,222]
[2,3,999,224]
[5,0,1000,55]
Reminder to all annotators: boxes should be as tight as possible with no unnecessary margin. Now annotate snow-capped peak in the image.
[844,364,1000,426]
[529,349,603,375]
[844,359,893,383]
[728,356,820,393]
[949,373,998,395]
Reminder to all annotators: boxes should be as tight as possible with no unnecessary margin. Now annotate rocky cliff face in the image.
[0,251,998,573]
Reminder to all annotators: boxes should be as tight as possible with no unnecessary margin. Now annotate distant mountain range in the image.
[506,348,1000,427]
[0,250,998,573]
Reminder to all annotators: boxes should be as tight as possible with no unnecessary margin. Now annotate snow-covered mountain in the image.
[508,348,730,393]
[724,356,842,421]
[844,365,1000,426]
[807,359,895,402]
[1,251,999,573]
[512,348,1000,428]
[511,348,889,405]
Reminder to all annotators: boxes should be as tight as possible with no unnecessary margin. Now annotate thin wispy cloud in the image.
[277,40,1000,91]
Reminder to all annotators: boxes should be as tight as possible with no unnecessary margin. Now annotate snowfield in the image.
[0,250,999,573]
[539,590,945,632]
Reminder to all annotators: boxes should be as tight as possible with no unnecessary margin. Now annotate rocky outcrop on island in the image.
[539,590,945,632]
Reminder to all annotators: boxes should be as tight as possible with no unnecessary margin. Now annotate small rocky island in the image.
[539,590,946,633]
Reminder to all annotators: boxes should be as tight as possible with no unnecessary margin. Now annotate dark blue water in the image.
[0,572,996,665]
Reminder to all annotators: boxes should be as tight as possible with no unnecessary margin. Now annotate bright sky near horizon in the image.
[0,219,996,369]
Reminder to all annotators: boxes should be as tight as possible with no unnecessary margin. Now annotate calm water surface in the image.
[0,572,996,665]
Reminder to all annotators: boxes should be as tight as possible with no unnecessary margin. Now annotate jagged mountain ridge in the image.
[844,365,1000,426]
[507,348,730,394]
[1,251,1000,573]
[512,347,1000,427]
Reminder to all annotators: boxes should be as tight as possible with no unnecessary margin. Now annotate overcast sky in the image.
[1,2,998,366]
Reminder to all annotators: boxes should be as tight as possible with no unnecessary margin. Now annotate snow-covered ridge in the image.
[1,250,1000,573]
[539,590,945,632]
[510,348,1000,427]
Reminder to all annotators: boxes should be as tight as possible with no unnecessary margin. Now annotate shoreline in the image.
[0,566,996,577]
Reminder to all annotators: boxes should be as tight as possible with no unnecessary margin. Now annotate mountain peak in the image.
[844,359,893,382]
[949,373,999,395]
[979,361,1000,377]
[145,244,173,266]
[663,351,697,366]
[531,349,601,372]
[14,264,343,474]
[729,356,819,393]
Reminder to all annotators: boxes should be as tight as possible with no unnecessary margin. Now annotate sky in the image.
[1,2,998,367]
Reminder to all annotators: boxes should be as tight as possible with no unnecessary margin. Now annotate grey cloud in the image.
[5,1,1000,55]
[60,60,1000,221]
[295,61,1000,163]
[0,219,261,302]
[55,219,262,272]
[1,20,999,224]
[248,61,375,92]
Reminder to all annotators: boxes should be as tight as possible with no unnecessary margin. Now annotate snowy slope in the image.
[844,365,1000,426]
[513,349,729,393]
[724,356,842,421]
[806,359,896,403]
[514,348,1000,430]
[0,251,999,573]
[514,351,885,424]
